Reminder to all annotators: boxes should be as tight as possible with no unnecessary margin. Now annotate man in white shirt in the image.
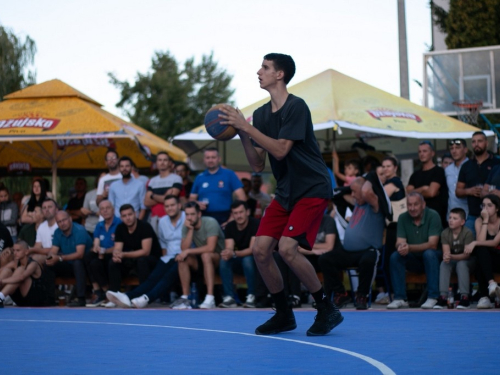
[30,198,59,255]
[96,149,122,205]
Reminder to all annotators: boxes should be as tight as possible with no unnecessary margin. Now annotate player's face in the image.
[257,60,279,89]
[99,201,114,220]
[156,154,170,172]
[231,204,249,226]
[120,208,137,227]
[418,144,434,163]
[164,198,181,219]
[407,196,425,219]
[448,213,464,230]
[203,151,220,170]
[185,207,201,227]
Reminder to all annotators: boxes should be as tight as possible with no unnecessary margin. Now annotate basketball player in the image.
[220,53,343,336]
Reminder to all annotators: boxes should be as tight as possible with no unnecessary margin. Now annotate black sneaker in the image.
[457,295,470,309]
[0,298,4,308]
[334,292,351,308]
[433,296,447,309]
[307,300,344,336]
[68,298,86,307]
[355,294,368,310]
[86,292,106,307]
[255,309,297,335]
[288,295,302,308]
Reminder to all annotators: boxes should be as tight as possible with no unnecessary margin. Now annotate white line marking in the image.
[0,319,396,374]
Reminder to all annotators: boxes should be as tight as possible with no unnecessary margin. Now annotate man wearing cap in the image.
[456,131,500,236]
[407,140,448,228]
[445,139,469,219]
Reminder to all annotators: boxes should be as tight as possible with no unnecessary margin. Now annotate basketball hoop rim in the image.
[452,100,483,109]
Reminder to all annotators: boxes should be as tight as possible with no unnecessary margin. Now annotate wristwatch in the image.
[59,256,63,262]
[232,251,237,258]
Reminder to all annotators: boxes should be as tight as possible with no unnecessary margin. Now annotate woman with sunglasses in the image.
[464,194,500,308]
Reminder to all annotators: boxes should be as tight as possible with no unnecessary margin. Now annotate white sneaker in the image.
[421,298,438,309]
[477,296,493,309]
[488,282,500,299]
[103,301,116,308]
[243,294,256,308]
[171,297,192,310]
[106,291,131,308]
[4,295,13,306]
[387,299,409,309]
[199,296,216,309]
[375,292,390,305]
[131,294,149,309]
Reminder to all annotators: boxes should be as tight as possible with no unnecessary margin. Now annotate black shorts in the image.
[11,277,53,307]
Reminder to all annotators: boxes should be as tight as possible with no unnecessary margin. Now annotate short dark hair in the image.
[442,152,453,160]
[119,203,134,213]
[15,239,29,249]
[175,162,189,172]
[231,200,248,211]
[119,156,133,165]
[203,147,219,154]
[345,159,360,171]
[157,151,171,160]
[105,149,119,160]
[472,131,487,139]
[184,201,200,213]
[0,186,8,194]
[164,195,180,203]
[42,198,59,209]
[449,207,466,221]
[264,53,296,84]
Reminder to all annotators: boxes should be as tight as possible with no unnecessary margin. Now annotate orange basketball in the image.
[204,104,237,141]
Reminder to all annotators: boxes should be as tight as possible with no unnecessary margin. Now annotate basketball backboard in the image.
[423,45,500,115]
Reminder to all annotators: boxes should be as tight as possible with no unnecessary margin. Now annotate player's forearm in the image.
[239,132,266,172]
[240,124,289,161]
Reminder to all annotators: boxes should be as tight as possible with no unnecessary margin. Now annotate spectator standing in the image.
[248,173,271,219]
[45,211,93,307]
[0,186,19,242]
[241,178,257,217]
[66,178,87,224]
[109,156,147,220]
[175,162,193,204]
[171,202,224,309]
[407,140,448,228]
[18,206,44,247]
[81,173,105,236]
[96,149,122,205]
[189,148,246,226]
[218,201,259,308]
[441,153,453,169]
[445,139,469,218]
[456,131,500,236]
[107,195,184,308]
[20,179,49,225]
[387,192,443,309]
[144,152,183,233]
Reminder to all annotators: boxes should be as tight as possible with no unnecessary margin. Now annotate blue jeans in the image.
[219,255,256,297]
[465,215,477,238]
[127,259,178,302]
[390,249,443,300]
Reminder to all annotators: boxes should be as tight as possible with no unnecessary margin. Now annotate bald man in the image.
[45,211,93,307]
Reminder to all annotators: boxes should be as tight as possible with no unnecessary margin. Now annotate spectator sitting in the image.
[20,178,50,225]
[189,147,246,226]
[84,200,121,307]
[18,205,44,248]
[319,177,384,310]
[109,156,147,220]
[218,200,259,308]
[81,173,105,237]
[29,199,59,257]
[248,173,271,219]
[0,240,53,308]
[0,186,19,242]
[171,202,224,310]
[241,178,257,217]
[106,204,161,307]
[0,222,14,269]
[96,149,122,206]
[45,211,93,307]
[106,195,184,308]
[434,208,475,309]
[66,178,87,224]
[464,194,500,309]
[387,192,443,310]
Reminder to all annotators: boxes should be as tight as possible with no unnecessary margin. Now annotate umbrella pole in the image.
[51,141,57,198]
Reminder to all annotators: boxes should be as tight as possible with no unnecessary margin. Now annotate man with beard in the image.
[457,131,500,236]
[96,149,122,205]
[109,156,147,220]
[445,139,469,218]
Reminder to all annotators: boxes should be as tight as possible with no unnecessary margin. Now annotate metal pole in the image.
[398,0,410,99]
[52,141,57,198]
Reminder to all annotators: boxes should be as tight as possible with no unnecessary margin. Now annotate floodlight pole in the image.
[398,0,410,100]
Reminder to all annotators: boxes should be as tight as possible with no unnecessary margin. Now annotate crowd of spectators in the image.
[1,132,500,311]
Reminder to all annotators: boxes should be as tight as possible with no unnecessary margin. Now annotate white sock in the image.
[0,292,5,300]
[204,294,214,302]
[181,295,188,299]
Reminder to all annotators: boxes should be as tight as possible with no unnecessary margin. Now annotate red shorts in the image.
[256,198,328,250]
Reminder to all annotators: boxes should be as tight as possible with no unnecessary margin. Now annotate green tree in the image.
[109,51,234,139]
[431,0,500,49]
[0,25,37,100]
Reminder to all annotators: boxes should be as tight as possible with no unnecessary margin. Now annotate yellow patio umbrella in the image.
[0,79,186,195]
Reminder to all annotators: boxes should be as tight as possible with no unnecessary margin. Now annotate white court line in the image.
[0,319,396,375]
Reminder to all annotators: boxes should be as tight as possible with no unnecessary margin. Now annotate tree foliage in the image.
[109,51,234,139]
[431,0,500,49]
[0,25,37,101]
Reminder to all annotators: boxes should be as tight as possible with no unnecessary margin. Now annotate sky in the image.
[0,0,432,125]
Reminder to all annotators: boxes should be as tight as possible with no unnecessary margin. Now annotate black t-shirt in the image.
[409,166,448,224]
[224,217,260,250]
[458,154,500,216]
[252,94,332,210]
[114,220,162,259]
[316,215,342,252]
[384,177,405,201]
[0,222,13,251]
